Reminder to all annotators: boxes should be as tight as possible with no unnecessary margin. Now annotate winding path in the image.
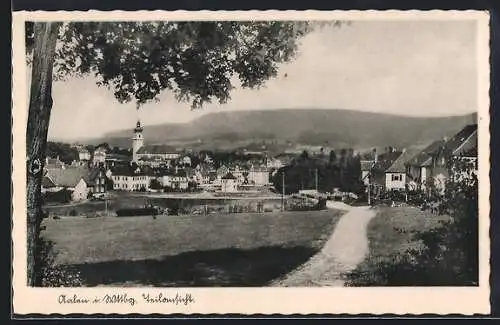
[272,203,376,287]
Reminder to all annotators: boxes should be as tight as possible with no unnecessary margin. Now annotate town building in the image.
[384,149,420,191]
[93,146,107,166]
[368,150,403,190]
[77,147,91,161]
[215,165,230,185]
[86,167,108,196]
[248,166,270,186]
[230,166,247,185]
[111,165,150,191]
[159,169,189,190]
[42,166,99,201]
[221,172,238,192]
[181,156,192,167]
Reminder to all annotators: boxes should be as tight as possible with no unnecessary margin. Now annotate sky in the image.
[37,20,478,140]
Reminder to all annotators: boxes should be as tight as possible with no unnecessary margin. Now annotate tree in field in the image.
[25,20,343,286]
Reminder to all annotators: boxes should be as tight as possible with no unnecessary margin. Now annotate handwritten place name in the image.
[142,293,195,306]
[57,292,195,307]
[58,294,90,304]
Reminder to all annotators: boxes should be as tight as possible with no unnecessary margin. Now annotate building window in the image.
[391,174,402,182]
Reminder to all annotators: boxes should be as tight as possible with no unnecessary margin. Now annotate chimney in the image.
[373,148,378,163]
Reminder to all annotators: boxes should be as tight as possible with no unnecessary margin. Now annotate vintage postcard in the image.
[12,10,491,315]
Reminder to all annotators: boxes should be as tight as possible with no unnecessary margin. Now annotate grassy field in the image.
[344,205,452,286]
[42,209,344,287]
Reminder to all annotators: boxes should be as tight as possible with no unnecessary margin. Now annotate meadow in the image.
[41,209,344,287]
[344,205,453,286]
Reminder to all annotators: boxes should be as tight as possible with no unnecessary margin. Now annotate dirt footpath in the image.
[272,205,376,287]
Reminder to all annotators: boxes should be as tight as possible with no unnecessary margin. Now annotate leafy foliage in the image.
[25,21,339,109]
[272,149,363,194]
[42,188,72,204]
[46,141,79,164]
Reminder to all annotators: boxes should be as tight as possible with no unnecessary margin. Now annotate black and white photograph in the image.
[12,10,490,315]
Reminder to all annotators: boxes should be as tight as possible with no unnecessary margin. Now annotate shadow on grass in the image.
[59,246,316,287]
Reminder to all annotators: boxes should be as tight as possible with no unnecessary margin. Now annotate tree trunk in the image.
[26,22,60,287]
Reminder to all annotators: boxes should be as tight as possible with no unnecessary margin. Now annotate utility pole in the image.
[315,168,319,192]
[281,171,285,211]
[367,179,371,206]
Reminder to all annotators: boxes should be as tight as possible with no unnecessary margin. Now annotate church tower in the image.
[132,120,144,163]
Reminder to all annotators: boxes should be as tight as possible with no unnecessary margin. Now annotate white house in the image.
[231,166,247,185]
[159,170,189,190]
[221,172,238,192]
[384,151,411,191]
[248,166,270,186]
[93,147,107,166]
[78,147,91,161]
[181,156,192,166]
[112,166,150,191]
[266,157,284,169]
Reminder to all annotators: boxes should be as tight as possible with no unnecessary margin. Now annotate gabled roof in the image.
[136,145,179,155]
[42,176,57,188]
[45,167,88,187]
[407,124,478,167]
[373,151,403,172]
[86,167,106,185]
[444,124,477,155]
[385,149,421,173]
[360,160,375,172]
[407,140,444,167]
[111,165,147,176]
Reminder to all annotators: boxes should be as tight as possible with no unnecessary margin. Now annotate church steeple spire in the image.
[134,120,143,133]
[132,102,144,163]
